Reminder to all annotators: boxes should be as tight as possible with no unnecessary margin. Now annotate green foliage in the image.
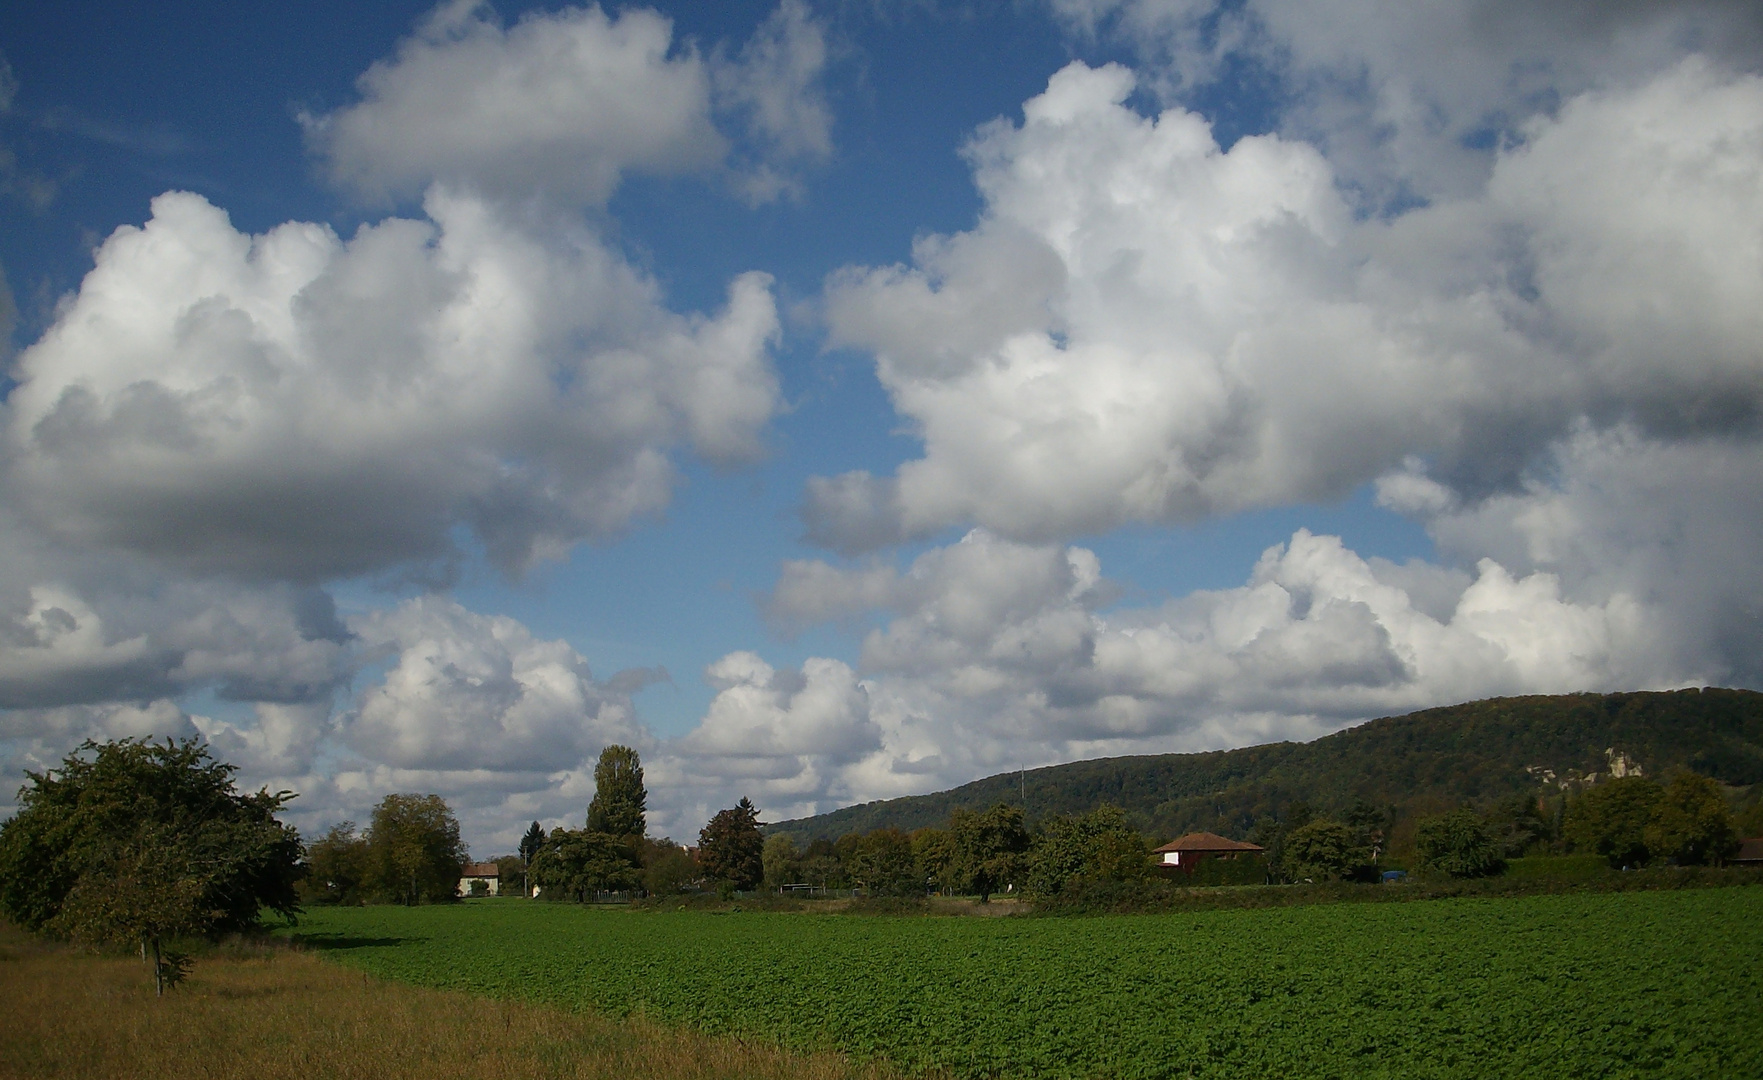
[298,822,368,906]
[1565,776,1664,868]
[1482,794,1554,857]
[636,837,698,895]
[842,827,920,895]
[1026,804,1151,897]
[1502,854,1610,882]
[761,833,800,888]
[365,793,467,905]
[519,821,546,865]
[1282,820,1371,882]
[532,829,638,900]
[771,689,1763,843]
[698,797,764,890]
[289,887,1763,1079]
[1644,772,1738,865]
[586,745,646,839]
[1182,853,1269,887]
[490,855,522,895]
[1415,809,1507,878]
[950,803,1029,901]
[910,827,956,894]
[0,738,301,940]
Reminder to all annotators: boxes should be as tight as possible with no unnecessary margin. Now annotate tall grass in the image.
[0,922,906,1080]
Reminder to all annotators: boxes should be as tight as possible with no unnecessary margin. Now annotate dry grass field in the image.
[0,922,904,1080]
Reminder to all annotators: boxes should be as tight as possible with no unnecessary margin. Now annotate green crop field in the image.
[286,888,1763,1079]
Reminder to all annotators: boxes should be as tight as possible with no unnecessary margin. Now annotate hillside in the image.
[768,688,1763,843]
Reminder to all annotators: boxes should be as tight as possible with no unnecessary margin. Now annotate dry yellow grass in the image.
[0,923,908,1080]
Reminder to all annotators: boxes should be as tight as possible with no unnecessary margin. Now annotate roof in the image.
[1733,838,1763,863]
[1153,832,1265,854]
[461,862,501,878]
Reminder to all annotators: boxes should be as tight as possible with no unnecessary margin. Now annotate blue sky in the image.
[3,0,1761,854]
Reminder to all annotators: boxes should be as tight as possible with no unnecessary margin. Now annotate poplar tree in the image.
[587,745,646,839]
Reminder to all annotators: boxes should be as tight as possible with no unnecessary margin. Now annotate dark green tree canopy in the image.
[1025,803,1151,897]
[842,827,920,896]
[0,738,302,941]
[587,745,646,838]
[299,822,369,906]
[1565,776,1663,868]
[520,820,547,865]
[1415,809,1506,878]
[1282,820,1371,882]
[950,803,1029,901]
[365,793,468,905]
[532,828,638,901]
[1643,772,1738,866]
[699,797,764,890]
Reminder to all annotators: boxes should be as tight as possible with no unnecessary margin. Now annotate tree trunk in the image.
[151,937,164,998]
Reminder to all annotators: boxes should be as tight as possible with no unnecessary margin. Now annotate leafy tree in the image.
[637,837,699,895]
[365,794,468,904]
[586,745,646,839]
[1565,776,1664,868]
[698,798,764,890]
[762,833,801,888]
[911,827,956,894]
[532,828,638,900]
[493,854,525,894]
[798,837,845,890]
[1483,794,1554,857]
[300,822,369,905]
[1282,820,1371,882]
[0,738,301,995]
[1344,799,1392,862]
[845,828,920,895]
[1251,802,1316,882]
[1644,772,1738,865]
[950,803,1029,901]
[1415,809,1506,878]
[1026,804,1151,897]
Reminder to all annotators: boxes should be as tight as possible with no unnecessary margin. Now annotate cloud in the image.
[712,0,836,203]
[340,595,645,774]
[3,188,780,580]
[704,525,1686,821]
[306,0,833,209]
[306,1,722,207]
[1051,0,1763,206]
[813,57,1763,553]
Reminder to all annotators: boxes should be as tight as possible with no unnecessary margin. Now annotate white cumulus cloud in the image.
[3,188,780,580]
[814,57,1763,566]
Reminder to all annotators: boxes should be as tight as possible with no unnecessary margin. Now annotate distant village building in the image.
[458,861,501,897]
[1732,838,1763,866]
[1154,832,1264,870]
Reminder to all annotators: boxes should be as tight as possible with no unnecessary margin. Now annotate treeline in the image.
[770,689,1763,851]
[298,793,469,906]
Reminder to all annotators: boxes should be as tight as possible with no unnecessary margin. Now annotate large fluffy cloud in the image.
[3,188,779,579]
[306,0,831,208]
[341,595,646,774]
[1052,0,1763,205]
[814,57,1763,551]
[720,525,1684,819]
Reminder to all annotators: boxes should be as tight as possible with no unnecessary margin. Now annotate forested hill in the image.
[768,689,1763,843]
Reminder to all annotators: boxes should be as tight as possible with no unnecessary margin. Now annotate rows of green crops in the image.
[286,888,1763,1079]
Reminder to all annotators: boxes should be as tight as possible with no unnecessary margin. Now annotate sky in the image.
[2,0,1761,855]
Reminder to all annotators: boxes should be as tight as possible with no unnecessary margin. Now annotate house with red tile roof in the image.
[1154,832,1264,870]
